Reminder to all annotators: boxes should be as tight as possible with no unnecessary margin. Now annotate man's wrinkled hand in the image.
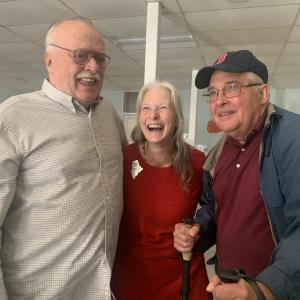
[206,274,263,300]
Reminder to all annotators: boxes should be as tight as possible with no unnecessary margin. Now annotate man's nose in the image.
[215,90,228,105]
[84,56,104,73]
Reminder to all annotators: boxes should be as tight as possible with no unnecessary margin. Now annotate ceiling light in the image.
[224,0,249,2]
[113,34,193,48]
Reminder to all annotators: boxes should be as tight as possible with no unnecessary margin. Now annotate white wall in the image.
[271,88,300,114]
[102,90,124,117]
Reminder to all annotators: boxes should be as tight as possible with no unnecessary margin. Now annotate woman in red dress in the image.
[111,81,212,300]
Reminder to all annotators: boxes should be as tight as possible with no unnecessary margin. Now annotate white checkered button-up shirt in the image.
[0,79,126,299]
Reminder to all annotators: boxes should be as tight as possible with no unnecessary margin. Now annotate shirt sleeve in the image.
[117,116,128,146]
[0,121,19,297]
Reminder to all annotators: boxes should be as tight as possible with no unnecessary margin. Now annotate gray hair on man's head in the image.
[246,72,265,84]
[44,17,96,50]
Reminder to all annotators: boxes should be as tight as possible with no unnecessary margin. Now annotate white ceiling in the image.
[1,0,300,98]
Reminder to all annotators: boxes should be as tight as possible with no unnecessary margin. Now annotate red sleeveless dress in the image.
[111,143,212,300]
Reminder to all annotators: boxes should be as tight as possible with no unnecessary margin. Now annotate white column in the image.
[144,0,161,84]
[188,70,198,146]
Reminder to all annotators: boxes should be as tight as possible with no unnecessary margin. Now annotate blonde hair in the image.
[132,81,192,190]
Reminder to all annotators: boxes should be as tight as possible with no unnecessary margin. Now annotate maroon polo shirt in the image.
[213,115,275,277]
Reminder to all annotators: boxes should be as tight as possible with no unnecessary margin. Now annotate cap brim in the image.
[195,64,250,89]
[195,67,215,89]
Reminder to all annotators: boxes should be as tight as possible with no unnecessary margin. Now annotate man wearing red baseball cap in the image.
[174,50,300,300]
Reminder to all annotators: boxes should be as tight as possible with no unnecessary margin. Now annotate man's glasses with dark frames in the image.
[49,44,111,66]
[202,82,263,103]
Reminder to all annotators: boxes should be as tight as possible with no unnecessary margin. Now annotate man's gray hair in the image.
[45,17,95,50]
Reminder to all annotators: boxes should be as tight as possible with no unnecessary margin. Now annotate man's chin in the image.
[213,119,236,133]
[218,125,236,135]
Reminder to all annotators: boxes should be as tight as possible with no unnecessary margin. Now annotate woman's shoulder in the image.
[123,142,140,159]
[190,146,205,159]
[190,146,206,169]
[123,142,137,151]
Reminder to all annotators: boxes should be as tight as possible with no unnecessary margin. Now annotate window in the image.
[123,91,138,113]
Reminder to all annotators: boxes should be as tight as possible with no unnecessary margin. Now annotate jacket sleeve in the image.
[194,170,216,253]
[0,121,19,299]
[256,108,300,299]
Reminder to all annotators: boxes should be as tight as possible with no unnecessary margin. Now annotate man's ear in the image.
[260,84,270,105]
[45,52,54,75]
[45,52,51,68]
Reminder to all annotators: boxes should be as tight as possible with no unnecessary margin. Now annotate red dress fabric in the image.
[111,143,212,300]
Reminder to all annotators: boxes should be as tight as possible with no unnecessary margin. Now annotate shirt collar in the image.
[42,79,102,114]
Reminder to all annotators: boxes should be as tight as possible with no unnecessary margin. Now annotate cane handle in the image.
[182,251,192,261]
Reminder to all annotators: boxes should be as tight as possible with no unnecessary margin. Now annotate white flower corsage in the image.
[131,160,143,179]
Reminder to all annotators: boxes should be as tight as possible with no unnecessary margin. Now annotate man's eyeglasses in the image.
[202,82,263,103]
[49,44,111,66]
